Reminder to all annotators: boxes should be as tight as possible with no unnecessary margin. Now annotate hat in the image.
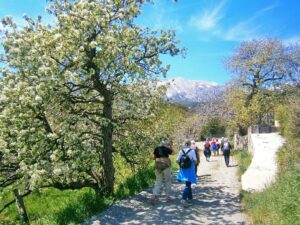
[161,138,170,146]
[191,140,196,144]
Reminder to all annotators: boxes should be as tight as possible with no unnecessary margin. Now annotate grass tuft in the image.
[233,150,252,179]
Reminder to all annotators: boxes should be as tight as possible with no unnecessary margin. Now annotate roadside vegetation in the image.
[237,89,300,225]
[233,150,252,179]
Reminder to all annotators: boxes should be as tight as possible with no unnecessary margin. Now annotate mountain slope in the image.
[158,77,224,104]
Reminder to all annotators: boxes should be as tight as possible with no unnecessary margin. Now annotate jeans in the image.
[182,181,192,200]
[204,149,211,159]
[223,150,230,166]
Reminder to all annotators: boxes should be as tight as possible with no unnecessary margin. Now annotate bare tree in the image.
[226,38,300,105]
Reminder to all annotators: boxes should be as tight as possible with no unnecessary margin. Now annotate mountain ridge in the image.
[158,77,224,104]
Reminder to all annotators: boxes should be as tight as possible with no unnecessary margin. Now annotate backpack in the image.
[204,143,210,149]
[155,157,171,172]
[179,149,192,169]
[211,143,217,150]
[224,142,230,151]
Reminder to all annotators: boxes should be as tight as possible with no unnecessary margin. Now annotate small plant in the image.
[234,150,252,179]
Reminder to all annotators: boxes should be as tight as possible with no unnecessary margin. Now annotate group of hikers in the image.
[150,137,232,206]
[203,137,231,166]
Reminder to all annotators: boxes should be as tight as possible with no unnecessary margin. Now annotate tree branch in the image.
[0,190,31,214]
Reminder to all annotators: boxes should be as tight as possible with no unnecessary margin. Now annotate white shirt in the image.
[176,147,197,162]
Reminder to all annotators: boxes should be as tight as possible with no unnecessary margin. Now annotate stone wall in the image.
[234,134,248,150]
[234,125,278,152]
[249,125,277,134]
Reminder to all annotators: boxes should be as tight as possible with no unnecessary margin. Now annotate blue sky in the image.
[0,0,299,84]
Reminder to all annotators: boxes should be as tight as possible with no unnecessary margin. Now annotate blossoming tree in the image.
[0,0,182,202]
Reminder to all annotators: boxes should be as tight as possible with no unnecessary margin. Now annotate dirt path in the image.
[83,154,247,225]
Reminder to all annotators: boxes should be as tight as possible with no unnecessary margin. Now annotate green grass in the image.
[0,187,113,225]
[114,166,155,199]
[241,169,300,225]
[0,167,155,225]
[233,150,252,179]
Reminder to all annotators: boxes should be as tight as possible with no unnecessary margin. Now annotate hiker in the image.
[150,138,174,204]
[210,138,218,156]
[203,140,211,161]
[223,138,231,167]
[191,140,200,176]
[176,140,197,207]
[216,138,220,156]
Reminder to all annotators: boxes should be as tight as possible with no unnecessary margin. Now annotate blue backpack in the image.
[211,144,217,150]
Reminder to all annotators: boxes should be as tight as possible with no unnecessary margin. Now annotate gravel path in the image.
[83,154,247,225]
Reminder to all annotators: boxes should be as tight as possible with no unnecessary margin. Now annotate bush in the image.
[200,117,226,139]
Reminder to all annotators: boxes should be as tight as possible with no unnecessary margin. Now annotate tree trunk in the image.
[237,124,244,136]
[13,189,30,225]
[258,112,262,126]
[102,92,115,195]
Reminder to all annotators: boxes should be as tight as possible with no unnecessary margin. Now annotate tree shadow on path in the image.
[84,172,246,225]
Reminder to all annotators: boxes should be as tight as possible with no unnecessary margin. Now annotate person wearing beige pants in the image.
[150,138,174,204]
[152,167,172,197]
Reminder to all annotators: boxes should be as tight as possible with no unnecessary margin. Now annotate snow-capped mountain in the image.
[158,77,224,104]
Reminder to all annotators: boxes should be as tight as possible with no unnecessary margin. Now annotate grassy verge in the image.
[236,142,300,225]
[0,167,155,225]
[241,168,300,225]
[233,150,252,179]
[1,187,113,225]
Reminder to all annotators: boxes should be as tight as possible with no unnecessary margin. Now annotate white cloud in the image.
[258,3,279,15]
[139,1,183,32]
[189,3,278,42]
[189,0,226,31]
[223,21,261,41]
[222,4,277,41]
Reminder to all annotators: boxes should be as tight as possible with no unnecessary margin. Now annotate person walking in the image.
[216,138,220,156]
[191,140,200,176]
[176,140,197,207]
[203,140,211,161]
[223,138,232,167]
[210,138,218,156]
[150,138,174,204]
